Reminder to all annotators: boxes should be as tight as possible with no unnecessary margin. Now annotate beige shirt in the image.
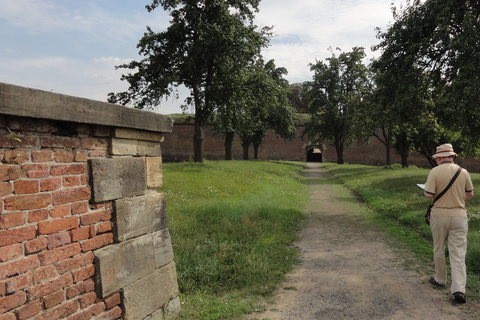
[424,162,473,217]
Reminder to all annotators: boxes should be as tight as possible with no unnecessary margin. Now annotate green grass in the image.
[161,161,480,319]
[162,161,309,319]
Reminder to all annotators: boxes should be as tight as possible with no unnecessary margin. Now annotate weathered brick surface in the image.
[0,226,36,247]
[4,194,51,211]
[0,243,22,262]
[0,212,26,229]
[38,217,79,235]
[0,102,173,319]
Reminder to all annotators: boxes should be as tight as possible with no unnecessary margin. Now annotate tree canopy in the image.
[108,0,271,162]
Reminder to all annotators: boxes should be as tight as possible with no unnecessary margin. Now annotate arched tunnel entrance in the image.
[306,146,323,162]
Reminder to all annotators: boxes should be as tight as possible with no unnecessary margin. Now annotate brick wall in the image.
[0,83,178,320]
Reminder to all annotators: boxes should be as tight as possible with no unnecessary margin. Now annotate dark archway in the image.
[307,147,322,162]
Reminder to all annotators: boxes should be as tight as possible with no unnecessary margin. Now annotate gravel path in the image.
[248,163,479,320]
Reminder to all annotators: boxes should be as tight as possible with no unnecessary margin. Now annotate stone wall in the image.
[161,120,480,173]
[0,83,179,320]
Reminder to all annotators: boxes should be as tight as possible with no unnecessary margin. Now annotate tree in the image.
[287,83,309,114]
[373,0,480,165]
[219,58,295,160]
[108,0,271,162]
[304,47,369,164]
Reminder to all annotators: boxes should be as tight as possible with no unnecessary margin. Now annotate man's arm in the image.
[465,190,474,201]
[424,191,434,198]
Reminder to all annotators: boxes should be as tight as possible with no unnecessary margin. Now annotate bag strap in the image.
[432,167,462,205]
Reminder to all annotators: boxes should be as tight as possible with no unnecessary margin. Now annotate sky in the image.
[0,0,401,115]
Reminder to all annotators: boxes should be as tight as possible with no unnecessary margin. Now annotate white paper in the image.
[417,184,425,190]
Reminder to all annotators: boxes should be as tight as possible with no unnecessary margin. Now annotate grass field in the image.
[161,161,480,319]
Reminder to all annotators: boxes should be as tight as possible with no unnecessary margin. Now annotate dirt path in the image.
[248,163,479,320]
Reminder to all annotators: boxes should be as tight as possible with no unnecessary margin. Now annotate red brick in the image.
[81,138,108,150]
[78,291,97,309]
[89,225,96,238]
[0,243,22,262]
[69,303,105,320]
[21,164,49,178]
[0,312,16,320]
[5,272,33,294]
[71,201,88,215]
[33,265,56,284]
[81,233,113,252]
[0,281,5,296]
[28,209,49,223]
[0,291,26,313]
[83,278,95,293]
[73,265,95,283]
[4,194,51,211]
[63,175,80,187]
[0,182,12,197]
[4,150,29,164]
[97,221,112,234]
[32,149,54,162]
[34,299,79,320]
[0,135,38,148]
[80,210,111,226]
[90,203,105,210]
[54,150,75,163]
[52,187,91,205]
[66,282,85,299]
[0,165,21,182]
[0,212,26,229]
[27,273,73,301]
[75,151,88,162]
[70,227,90,242]
[0,226,36,247]
[51,164,86,176]
[96,305,122,320]
[0,255,40,280]
[50,205,70,218]
[42,290,65,309]
[47,231,71,249]
[14,180,39,194]
[16,299,42,319]
[40,177,62,192]
[80,175,87,185]
[87,150,107,158]
[38,243,81,266]
[38,216,79,235]
[41,136,81,149]
[104,293,121,309]
[56,252,94,275]
[25,237,48,254]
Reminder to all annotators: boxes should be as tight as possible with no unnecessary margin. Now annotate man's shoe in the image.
[429,276,445,287]
[453,292,466,303]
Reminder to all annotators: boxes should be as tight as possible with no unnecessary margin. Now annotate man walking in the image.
[424,143,474,303]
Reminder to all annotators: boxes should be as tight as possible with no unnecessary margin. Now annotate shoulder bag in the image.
[425,167,462,225]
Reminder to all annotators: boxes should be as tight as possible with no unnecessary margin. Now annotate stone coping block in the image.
[0,82,173,133]
[110,138,162,157]
[94,234,155,297]
[89,157,146,202]
[113,193,168,242]
[122,263,179,320]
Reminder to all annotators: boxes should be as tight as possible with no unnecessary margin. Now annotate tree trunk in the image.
[242,143,249,160]
[224,131,234,160]
[397,132,409,168]
[253,143,259,160]
[335,141,344,165]
[193,117,204,163]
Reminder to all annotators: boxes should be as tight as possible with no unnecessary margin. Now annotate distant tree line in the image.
[109,0,480,166]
